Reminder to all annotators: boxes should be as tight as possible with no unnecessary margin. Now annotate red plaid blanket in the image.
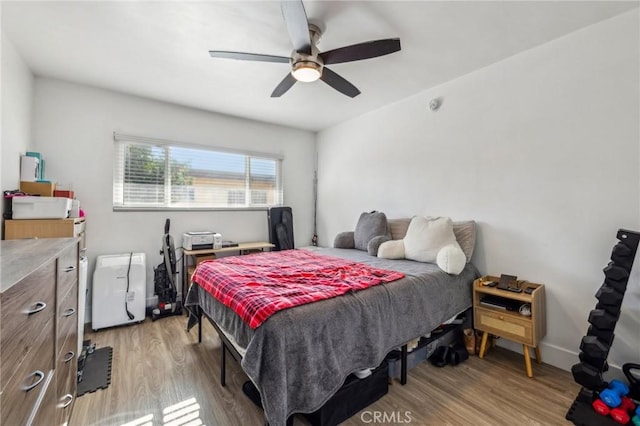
[192,250,405,329]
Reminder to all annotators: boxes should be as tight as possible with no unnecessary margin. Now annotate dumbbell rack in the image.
[566,228,640,425]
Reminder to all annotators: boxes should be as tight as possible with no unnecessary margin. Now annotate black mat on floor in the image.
[77,347,113,397]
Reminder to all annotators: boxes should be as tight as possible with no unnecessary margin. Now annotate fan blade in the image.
[271,73,297,97]
[281,1,311,55]
[320,67,360,98]
[320,38,401,65]
[209,51,290,63]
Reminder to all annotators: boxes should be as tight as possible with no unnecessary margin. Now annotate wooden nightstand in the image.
[473,276,546,377]
[181,242,274,304]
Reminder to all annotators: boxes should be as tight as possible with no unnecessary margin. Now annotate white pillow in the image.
[404,216,456,263]
[436,242,466,275]
[377,240,406,259]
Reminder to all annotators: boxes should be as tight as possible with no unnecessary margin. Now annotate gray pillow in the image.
[354,211,391,253]
[452,221,477,262]
[334,231,355,249]
[367,235,392,256]
[388,218,411,240]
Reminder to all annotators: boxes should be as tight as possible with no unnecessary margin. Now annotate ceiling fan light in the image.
[292,61,322,82]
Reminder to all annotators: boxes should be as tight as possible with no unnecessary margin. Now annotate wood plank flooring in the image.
[71,316,580,425]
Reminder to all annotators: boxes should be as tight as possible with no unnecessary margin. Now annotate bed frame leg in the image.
[221,342,227,387]
[400,344,408,385]
[198,317,202,343]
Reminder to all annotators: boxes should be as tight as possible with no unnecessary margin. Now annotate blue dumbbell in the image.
[601,379,630,408]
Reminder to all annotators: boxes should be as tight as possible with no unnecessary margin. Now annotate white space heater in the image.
[92,252,146,331]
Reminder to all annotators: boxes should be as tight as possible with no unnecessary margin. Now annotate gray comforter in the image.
[186,247,479,426]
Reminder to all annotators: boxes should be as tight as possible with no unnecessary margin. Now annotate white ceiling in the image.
[2,1,637,132]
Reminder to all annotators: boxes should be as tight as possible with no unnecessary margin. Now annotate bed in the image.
[186,243,479,426]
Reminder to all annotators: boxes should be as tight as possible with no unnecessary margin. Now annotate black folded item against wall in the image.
[268,207,295,251]
[243,360,388,426]
[77,346,113,396]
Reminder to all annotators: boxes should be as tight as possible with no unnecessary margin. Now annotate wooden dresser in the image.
[1,238,79,425]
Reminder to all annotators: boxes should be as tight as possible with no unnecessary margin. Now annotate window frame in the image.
[113,133,284,212]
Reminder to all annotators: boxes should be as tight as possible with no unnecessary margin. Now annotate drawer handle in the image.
[63,307,76,317]
[22,370,45,392]
[63,265,77,272]
[59,393,73,408]
[63,351,75,363]
[499,315,504,320]
[25,301,47,315]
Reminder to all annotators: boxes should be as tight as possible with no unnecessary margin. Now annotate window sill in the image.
[112,206,274,212]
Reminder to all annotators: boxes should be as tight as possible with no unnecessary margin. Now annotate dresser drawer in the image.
[56,283,78,358]
[56,336,77,426]
[27,371,55,426]
[0,318,54,425]
[55,389,75,426]
[475,306,533,346]
[57,243,79,302]
[1,261,56,390]
[56,332,77,391]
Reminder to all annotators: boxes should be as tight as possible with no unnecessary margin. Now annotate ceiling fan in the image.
[209,0,401,98]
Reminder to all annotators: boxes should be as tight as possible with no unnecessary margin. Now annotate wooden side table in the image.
[181,242,274,302]
[473,276,546,377]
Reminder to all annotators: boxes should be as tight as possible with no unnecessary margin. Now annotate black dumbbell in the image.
[596,284,624,307]
[579,351,609,372]
[604,278,628,294]
[617,229,640,252]
[580,335,611,360]
[587,325,615,346]
[588,309,618,330]
[572,362,606,390]
[611,242,635,271]
[596,301,623,317]
[603,263,629,282]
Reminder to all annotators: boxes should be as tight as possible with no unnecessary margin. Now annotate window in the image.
[113,134,283,210]
[251,190,268,205]
[227,190,246,205]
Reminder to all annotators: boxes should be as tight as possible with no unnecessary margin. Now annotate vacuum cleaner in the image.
[151,218,182,321]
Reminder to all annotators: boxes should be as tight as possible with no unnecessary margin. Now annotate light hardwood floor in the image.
[71,316,580,426]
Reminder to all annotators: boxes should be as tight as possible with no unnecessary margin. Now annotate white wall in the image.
[32,78,316,320]
[1,33,33,201]
[317,10,639,374]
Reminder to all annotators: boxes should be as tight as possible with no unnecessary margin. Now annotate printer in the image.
[182,231,222,250]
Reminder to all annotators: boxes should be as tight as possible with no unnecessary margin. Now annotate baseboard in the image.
[495,339,576,371]
[495,340,626,380]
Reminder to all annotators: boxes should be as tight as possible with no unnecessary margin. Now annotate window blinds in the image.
[113,133,283,210]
